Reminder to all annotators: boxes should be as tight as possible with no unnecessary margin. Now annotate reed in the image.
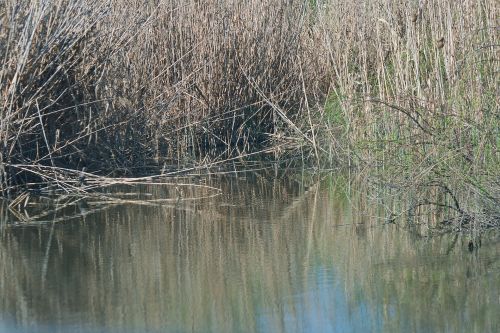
[0,0,498,231]
[0,0,327,197]
[316,0,499,232]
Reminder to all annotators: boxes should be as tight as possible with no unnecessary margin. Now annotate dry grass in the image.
[0,0,498,231]
[316,0,499,232]
[0,0,327,196]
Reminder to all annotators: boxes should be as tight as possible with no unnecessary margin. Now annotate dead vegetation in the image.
[0,0,498,232]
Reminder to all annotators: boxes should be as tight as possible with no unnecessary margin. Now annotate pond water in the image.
[0,172,499,333]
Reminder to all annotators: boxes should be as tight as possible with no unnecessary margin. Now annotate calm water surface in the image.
[0,173,499,333]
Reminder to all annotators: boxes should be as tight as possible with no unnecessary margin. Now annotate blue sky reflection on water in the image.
[0,264,387,333]
[257,265,383,333]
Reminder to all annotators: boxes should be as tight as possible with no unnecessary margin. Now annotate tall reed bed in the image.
[317,0,499,231]
[0,0,326,197]
[0,0,498,232]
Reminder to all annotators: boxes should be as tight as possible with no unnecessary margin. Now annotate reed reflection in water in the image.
[0,174,499,333]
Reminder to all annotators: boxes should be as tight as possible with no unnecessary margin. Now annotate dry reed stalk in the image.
[1,0,328,198]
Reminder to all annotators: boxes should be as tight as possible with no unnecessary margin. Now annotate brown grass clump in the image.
[0,0,329,197]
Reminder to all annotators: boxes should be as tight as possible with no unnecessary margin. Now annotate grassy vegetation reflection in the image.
[0,174,498,332]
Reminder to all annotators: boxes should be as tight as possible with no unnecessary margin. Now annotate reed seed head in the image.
[436,37,445,49]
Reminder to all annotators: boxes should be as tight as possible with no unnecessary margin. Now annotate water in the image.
[1,172,499,333]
